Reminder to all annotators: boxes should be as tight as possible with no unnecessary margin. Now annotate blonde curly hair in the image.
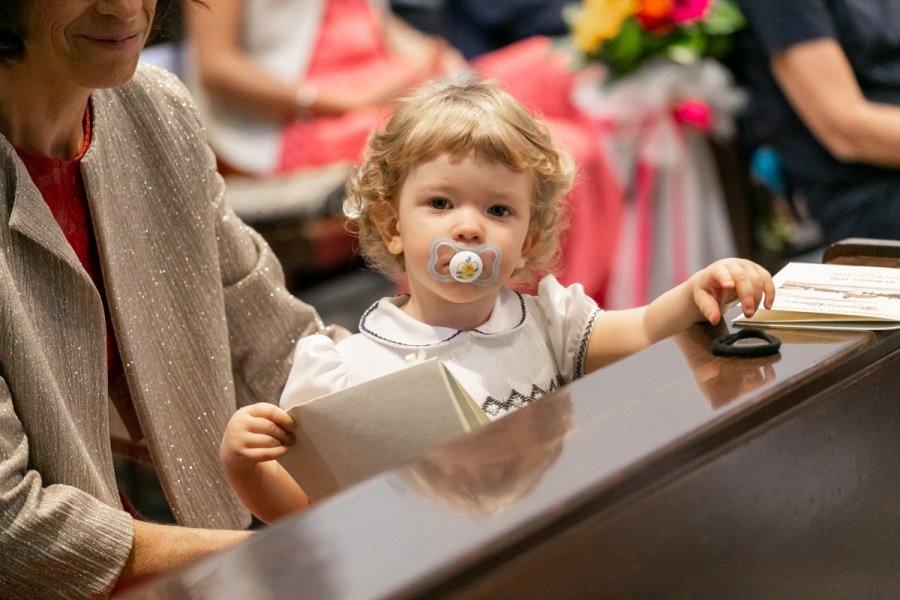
[344,78,575,284]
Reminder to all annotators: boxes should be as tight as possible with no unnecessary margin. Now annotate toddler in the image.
[221,80,775,522]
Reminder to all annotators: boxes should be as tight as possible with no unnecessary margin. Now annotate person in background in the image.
[735,0,900,243]
[218,80,775,524]
[0,0,341,596]
[184,0,468,176]
[184,0,623,303]
[416,0,572,59]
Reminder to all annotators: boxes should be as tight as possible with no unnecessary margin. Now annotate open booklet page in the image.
[734,262,900,331]
[278,358,490,502]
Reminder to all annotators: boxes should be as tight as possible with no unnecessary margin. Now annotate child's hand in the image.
[220,403,296,476]
[690,258,775,325]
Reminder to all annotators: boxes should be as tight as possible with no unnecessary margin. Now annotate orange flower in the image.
[639,0,673,18]
[636,0,675,32]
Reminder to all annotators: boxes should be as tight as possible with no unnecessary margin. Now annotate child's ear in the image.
[517,230,539,269]
[373,204,403,255]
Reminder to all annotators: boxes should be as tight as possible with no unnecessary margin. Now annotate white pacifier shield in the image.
[449,250,483,283]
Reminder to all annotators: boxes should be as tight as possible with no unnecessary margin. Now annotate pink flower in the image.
[670,0,711,24]
[672,98,713,132]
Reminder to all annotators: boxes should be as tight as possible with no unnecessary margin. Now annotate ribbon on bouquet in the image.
[573,59,744,308]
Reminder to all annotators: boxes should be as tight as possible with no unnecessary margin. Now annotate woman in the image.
[0,1,340,596]
[184,0,465,175]
[185,0,623,302]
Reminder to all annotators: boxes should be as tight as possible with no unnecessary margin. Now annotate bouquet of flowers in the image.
[566,1,749,309]
[567,0,745,83]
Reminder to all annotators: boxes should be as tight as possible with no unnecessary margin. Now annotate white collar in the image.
[358,287,527,348]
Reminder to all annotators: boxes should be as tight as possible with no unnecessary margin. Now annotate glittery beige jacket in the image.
[0,64,333,598]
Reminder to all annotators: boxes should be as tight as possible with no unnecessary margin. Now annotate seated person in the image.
[735,0,900,243]
[0,0,341,595]
[218,80,775,523]
[184,0,623,302]
[391,0,572,59]
[184,0,464,175]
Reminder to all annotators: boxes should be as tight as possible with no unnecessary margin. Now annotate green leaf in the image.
[703,0,746,35]
[602,18,645,66]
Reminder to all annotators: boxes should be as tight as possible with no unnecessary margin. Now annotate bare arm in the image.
[184,0,306,120]
[185,1,453,121]
[583,259,775,373]
[772,38,900,168]
[113,520,251,592]
[220,403,311,523]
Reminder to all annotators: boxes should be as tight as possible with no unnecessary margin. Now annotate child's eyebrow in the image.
[418,181,457,195]
[483,189,528,203]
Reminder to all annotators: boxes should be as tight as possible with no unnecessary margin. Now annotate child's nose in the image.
[451,211,484,243]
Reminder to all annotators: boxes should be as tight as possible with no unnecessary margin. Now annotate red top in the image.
[15,107,123,380]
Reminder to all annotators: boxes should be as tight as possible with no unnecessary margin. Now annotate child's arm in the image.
[583,258,775,373]
[220,403,310,523]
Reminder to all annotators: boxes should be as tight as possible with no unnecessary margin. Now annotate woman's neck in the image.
[0,65,91,158]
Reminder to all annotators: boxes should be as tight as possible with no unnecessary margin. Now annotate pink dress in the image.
[277,0,399,171]
[278,0,622,303]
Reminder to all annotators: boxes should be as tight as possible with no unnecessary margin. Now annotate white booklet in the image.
[277,358,490,502]
[733,262,900,331]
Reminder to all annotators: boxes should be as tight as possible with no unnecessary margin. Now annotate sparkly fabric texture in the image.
[14,108,124,381]
[0,64,335,598]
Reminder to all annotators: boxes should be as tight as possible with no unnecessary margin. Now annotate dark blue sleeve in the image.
[736,0,837,56]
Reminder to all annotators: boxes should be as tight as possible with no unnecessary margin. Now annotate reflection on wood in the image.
[400,395,572,516]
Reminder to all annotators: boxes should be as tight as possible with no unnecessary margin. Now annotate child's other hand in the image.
[690,258,775,325]
[220,403,296,475]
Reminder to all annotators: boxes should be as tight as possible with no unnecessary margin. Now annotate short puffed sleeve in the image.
[534,275,602,381]
[279,333,352,409]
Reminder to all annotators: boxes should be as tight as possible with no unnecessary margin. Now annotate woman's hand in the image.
[220,403,296,476]
[689,258,775,326]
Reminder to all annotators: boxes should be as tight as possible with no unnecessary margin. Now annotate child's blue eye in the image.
[429,198,451,209]
[488,205,511,217]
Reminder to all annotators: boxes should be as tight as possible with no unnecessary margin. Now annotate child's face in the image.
[386,153,536,318]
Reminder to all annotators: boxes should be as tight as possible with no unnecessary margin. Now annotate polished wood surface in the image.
[124,326,900,599]
[124,245,900,599]
[822,236,900,266]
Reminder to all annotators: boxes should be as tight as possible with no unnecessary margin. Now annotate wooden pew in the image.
[123,241,900,599]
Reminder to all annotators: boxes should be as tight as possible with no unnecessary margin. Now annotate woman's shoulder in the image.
[94,64,198,126]
[97,63,188,103]
[130,62,185,90]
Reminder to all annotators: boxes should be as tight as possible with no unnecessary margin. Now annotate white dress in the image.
[183,0,325,174]
[280,275,601,419]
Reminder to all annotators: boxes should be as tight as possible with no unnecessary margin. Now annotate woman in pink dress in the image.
[186,0,621,302]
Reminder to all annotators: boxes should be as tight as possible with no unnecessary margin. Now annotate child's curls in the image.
[343,78,576,284]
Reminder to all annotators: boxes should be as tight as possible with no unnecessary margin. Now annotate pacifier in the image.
[428,238,502,286]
